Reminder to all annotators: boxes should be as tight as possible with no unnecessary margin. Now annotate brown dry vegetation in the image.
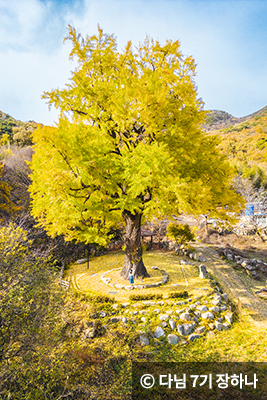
[200,230,267,261]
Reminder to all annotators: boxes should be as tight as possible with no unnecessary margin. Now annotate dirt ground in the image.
[193,235,267,329]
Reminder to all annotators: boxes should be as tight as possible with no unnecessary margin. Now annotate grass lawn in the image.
[64,248,267,365]
[64,250,211,302]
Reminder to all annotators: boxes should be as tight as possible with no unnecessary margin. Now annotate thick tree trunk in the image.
[120,210,150,280]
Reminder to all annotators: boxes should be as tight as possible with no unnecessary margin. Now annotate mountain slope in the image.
[203,105,267,187]
[0,111,38,146]
[203,106,267,132]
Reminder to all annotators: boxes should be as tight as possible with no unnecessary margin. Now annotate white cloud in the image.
[0,0,47,51]
[0,37,73,124]
[0,0,266,123]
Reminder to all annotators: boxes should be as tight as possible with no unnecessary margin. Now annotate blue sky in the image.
[0,0,267,125]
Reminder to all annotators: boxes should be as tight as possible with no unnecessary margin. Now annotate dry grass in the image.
[65,250,211,302]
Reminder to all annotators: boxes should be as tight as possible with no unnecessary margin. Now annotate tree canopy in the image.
[29,25,244,278]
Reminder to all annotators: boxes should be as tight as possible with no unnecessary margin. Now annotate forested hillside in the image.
[0,110,39,147]
[203,106,267,188]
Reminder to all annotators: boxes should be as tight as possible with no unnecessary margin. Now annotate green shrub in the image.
[168,290,189,299]
[167,223,195,253]
[85,294,115,304]
[129,293,163,301]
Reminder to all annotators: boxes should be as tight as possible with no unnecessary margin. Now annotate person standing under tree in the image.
[129,269,134,286]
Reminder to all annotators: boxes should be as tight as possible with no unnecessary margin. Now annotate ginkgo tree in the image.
[29,25,244,279]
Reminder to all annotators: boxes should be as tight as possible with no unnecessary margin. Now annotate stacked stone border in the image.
[83,284,233,347]
[218,246,267,280]
[101,266,169,290]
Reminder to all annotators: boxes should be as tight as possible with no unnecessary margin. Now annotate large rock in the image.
[244,264,258,271]
[134,285,144,289]
[169,319,176,330]
[255,288,267,298]
[210,306,220,313]
[194,311,202,318]
[177,323,195,336]
[212,298,221,306]
[83,327,96,339]
[139,310,148,315]
[214,321,222,331]
[202,312,215,320]
[235,256,243,264]
[199,264,207,279]
[110,317,121,323]
[225,312,233,324]
[223,322,231,330]
[159,314,169,321]
[224,250,234,261]
[115,284,125,289]
[144,283,158,288]
[154,326,165,338]
[195,253,206,262]
[195,326,206,334]
[99,311,107,317]
[140,333,150,346]
[241,259,251,268]
[246,269,260,279]
[197,305,208,312]
[188,334,200,342]
[167,334,180,345]
[183,323,195,336]
[177,325,184,335]
[102,277,111,284]
[216,286,223,294]
[180,260,191,265]
[180,312,191,321]
[222,293,228,303]
[258,263,267,273]
[161,277,168,284]
[161,270,169,276]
